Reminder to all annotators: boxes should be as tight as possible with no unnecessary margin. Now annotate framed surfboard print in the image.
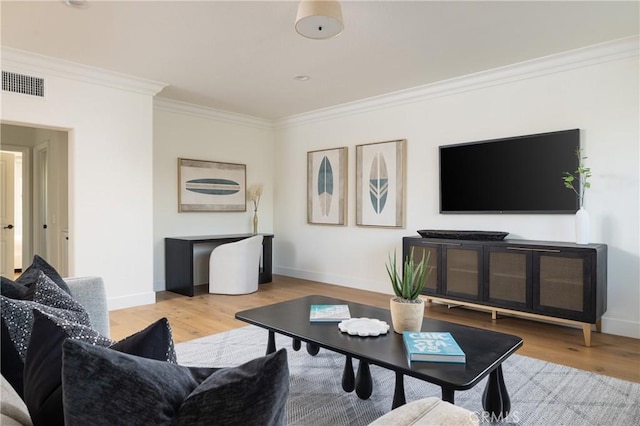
[356,139,406,227]
[307,147,348,225]
[178,158,246,212]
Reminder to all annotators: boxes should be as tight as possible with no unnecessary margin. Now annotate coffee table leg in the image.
[266,330,276,355]
[482,365,510,418]
[441,387,455,404]
[306,342,320,356]
[292,338,301,351]
[342,355,355,392]
[392,372,406,409]
[355,360,373,399]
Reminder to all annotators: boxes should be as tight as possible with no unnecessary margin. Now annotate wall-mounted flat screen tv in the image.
[439,129,580,214]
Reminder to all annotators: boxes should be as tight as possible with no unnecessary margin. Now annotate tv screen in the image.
[439,129,580,214]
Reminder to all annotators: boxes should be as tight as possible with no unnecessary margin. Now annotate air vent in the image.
[2,71,44,97]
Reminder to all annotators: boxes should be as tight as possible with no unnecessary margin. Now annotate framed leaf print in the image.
[307,147,348,225]
[178,158,246,212]
[356,139,406,227]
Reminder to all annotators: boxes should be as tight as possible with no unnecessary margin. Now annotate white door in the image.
[33,142,49,258]
[1,152,16,277]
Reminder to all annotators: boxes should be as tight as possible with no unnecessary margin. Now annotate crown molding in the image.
[275,36,639,129]
[153,98,273,130]
[1,47,167,96]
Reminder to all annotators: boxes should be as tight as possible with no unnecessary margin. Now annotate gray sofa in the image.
[1,277,477,426]
[1,276,109,426]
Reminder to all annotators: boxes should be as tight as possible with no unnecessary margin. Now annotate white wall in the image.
[1,48,164,310]
[152,101,274,290]
[274,42,640,339]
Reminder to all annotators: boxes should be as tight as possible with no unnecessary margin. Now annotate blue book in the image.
[309,304,351,322]
[403,332,466,363]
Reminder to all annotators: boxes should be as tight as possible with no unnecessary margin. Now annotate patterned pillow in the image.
[0,271,91,397]
[62,342,289,426]
[15,254,71,295]
[0,271,90,361]
[24,312,176,426]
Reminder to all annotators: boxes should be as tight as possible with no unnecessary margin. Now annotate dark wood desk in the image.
[165,233,273,296]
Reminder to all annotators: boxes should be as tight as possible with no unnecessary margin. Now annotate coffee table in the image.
[235,295,523,416]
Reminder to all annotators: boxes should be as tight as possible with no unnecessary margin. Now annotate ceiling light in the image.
[294,75,310,81]
[63,0,87,8]
[295,0,344,40]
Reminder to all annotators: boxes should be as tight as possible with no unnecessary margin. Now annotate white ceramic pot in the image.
[389,297,424,334]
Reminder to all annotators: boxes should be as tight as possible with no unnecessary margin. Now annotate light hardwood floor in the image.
[109,275,640,384]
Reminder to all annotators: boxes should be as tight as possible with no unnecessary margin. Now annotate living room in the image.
[1,1,639,423]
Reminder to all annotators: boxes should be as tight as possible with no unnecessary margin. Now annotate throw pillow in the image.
[1,271,90,361]
[0,276,28,299]
[62,340,289,426]
[173,349,290,426]
[15,255,71,295]
[0,319,24,398]
[24,312,176,426]
[0,272,90,397]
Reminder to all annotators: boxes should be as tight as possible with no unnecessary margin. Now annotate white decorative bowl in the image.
[338,318,390,337]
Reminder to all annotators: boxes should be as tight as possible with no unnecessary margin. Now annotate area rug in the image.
[175,325,639,425]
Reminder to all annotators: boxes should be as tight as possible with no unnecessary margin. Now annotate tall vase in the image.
[575,207,589,244]
[253,210,258,234]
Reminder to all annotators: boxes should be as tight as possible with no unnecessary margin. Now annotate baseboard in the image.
[602,317,640,339]
[273,266,388,295]
[107,291,156,311]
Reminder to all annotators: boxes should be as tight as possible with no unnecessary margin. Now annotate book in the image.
[309,304,351,322]
[403,331,466,363]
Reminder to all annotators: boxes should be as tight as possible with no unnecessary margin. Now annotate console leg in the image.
[482,365,510,418]
[292,338,301,351]
[596,319,602,333]
[342,355,355,392]
[355,360,373,400]
[582,324,592,347]
[306,342,320,356]
[392,372,406,409]
[266,331,276,355]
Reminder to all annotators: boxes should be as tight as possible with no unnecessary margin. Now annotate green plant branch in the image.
[562,148,591,208]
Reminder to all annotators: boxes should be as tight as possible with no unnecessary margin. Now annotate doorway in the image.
[0,123,69,277]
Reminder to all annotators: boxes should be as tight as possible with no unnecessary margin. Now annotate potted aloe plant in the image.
[386,248,432,333]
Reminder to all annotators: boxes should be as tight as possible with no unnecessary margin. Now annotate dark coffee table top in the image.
[235,295,523,391]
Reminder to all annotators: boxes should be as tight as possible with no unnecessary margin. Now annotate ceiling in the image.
[1,1,638,120]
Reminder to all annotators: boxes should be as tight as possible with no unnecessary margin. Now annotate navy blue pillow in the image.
[62,341,289,426]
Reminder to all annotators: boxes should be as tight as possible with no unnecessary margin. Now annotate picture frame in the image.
[307,147,348,225]
[356,139,406,227]
[178,158,246,212]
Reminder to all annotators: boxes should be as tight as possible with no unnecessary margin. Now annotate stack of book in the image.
[403,331,466,364]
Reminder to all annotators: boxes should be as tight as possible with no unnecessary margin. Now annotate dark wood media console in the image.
[403,236,607,346]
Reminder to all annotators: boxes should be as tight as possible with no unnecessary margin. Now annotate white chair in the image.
[208,235,264,295]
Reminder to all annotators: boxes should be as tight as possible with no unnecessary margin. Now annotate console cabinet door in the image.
[403,238,441,295]
[532,250,593,322]
[442,243,483,302]
[484,247,532,310]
